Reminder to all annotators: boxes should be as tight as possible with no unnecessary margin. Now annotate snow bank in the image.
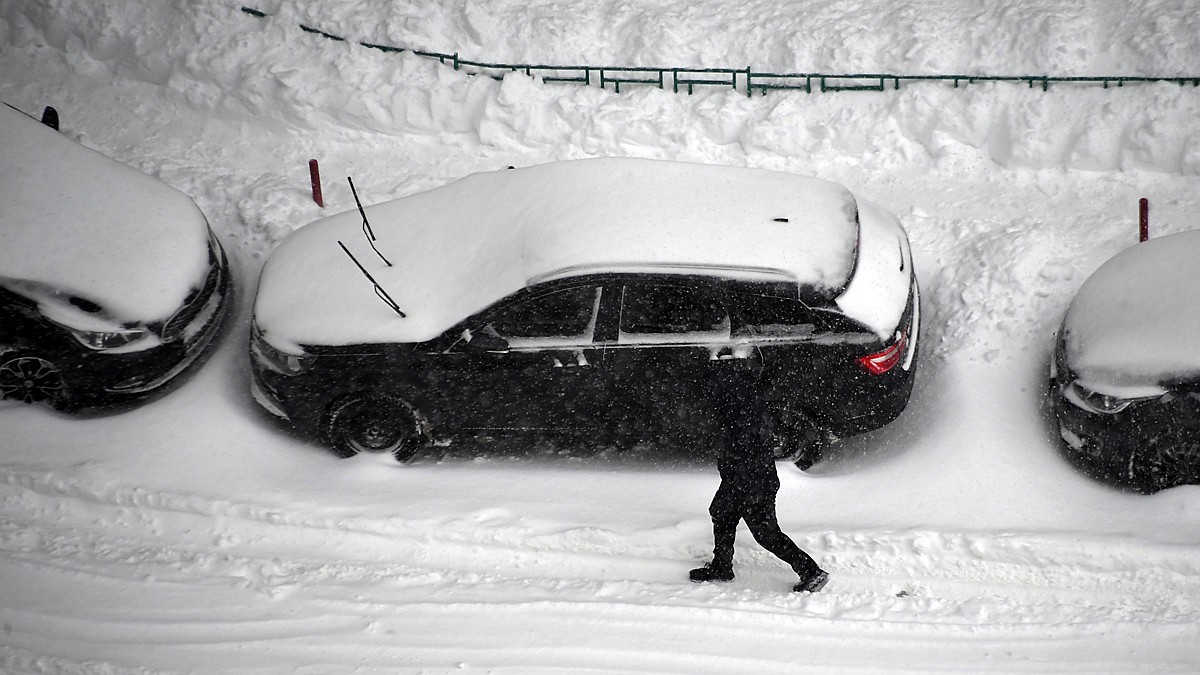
[5,1,1198,207]
[286,0,1200,76]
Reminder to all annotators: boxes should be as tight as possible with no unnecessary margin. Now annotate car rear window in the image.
[730,291,870,338]
[731,292,816,338]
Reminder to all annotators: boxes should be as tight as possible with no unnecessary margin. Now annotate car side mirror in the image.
[467,330,510,353]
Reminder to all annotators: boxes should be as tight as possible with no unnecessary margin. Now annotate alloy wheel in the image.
[0,356,66,405]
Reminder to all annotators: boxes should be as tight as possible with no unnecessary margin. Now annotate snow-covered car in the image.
[0,103,231,412]
[1051,230,1200,492]
[250,158,919,464]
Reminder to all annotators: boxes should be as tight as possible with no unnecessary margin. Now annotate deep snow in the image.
[2,0,1200,672]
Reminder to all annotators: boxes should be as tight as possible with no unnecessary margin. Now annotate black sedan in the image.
[250,158,919,466]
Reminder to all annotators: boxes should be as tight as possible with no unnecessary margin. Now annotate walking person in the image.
[689,363,829,593]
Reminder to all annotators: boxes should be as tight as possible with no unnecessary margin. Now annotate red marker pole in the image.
[1139,197,1149,242]
[40,106,59,130]
[309,159,324,208]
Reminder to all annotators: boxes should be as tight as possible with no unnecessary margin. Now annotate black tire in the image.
[790,443,826,471]
[1133,439,1200,494]
[769,402,825,470]
[0,354,67,407]
[324,394,423,463]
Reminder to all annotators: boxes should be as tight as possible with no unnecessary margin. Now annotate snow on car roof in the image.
[255,157,860,350]
[0,104,210,324]
[1063,229,1200,392]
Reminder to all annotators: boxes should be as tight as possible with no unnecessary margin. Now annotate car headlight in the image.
[250,322,309,374]
[69,326,153,351]
[1064,381,1163,415]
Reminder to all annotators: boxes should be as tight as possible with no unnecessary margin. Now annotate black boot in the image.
[689,562,735,583]
[792,568,829,593]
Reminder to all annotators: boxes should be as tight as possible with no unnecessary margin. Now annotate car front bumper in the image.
[1051,383,1200,490]
[67,247,231,410]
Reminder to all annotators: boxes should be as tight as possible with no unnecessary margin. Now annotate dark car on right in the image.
[1050,229,1200,492]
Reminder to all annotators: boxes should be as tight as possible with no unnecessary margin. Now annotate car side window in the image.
[729,292,872,340]
[618,281,729,344]
[730,292,818,339]
[486,285,602,347]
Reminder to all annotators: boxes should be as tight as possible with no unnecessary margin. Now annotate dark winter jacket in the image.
[702,365,780,498]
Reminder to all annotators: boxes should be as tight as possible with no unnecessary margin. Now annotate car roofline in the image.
[528,263,800,287]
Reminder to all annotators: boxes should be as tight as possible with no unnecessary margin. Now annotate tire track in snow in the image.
[3,465,1200,633]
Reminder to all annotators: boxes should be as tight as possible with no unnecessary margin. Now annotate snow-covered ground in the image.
[3,0,1200,672]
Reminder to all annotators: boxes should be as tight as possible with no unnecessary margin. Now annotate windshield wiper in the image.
[348,176,393,267]
[337,240,406,318]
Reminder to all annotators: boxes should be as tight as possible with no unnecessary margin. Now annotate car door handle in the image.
[551,351,590,368]
[711,344,756,360]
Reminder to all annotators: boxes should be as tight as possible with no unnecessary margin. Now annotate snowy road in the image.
[4,445,1200,672]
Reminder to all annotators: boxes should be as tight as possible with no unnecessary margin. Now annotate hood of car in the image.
[0,104,210,325]
[1063,229,1200,393]
[255,157,862,351]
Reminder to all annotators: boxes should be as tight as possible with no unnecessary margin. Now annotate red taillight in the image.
[859,331,906,375]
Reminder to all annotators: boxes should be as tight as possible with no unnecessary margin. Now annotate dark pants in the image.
[708,480,819,576]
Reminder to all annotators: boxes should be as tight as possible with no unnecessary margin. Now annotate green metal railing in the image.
[241,7,1200,96]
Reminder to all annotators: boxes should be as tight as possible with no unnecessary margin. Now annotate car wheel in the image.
[0,354,67,407]
[770,403,825,470]
[1134,440,1200,493]
[324,394,423,462]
